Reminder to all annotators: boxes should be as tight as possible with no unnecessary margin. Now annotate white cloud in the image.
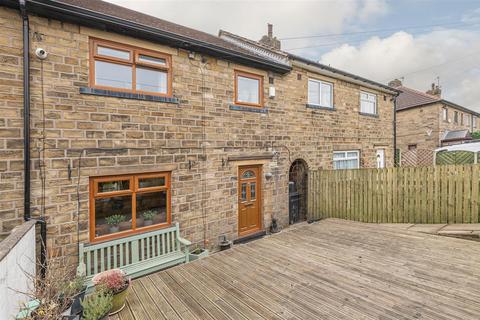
[320,28,480,112]
[105,0,389,41]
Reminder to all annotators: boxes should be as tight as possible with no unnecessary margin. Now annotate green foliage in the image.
[105,214,126,225]
[472,131,480,139]
[142,210,156,220]
[81,290,112,320]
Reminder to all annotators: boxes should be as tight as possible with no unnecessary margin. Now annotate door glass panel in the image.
[94,195,132,237]
[95,60,132,89]
[138,176,165,189]
[250,182,256,200]
[136,191,167,227]
[98,180,130,193]
[241,183,247,201]
[242,170,255,179]
[97,46,130,60]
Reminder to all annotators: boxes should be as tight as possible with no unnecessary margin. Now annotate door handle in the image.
[245,203,253,207]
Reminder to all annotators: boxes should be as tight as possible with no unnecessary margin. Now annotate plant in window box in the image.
[142,210,156,226]
[105,214,125,233]
[92,269,131,315]
[189,245,209,261]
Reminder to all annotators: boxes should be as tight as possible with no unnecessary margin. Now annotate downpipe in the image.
[19,0,47,279]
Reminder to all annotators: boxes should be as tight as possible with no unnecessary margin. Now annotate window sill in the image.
[359,112,379,118]
[80,87,179,104]
[306,104,335,111]
[229,105,268,114]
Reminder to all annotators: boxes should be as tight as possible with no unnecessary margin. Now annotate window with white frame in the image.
[360,91,377,115]
[464,114,470,126]
[442,107,448,121]
[308,79,333,108]
[473,115,478,128]
[333,151,360,170]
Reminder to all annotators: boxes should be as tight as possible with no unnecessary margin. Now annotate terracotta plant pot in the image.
[153,213,166,225]
[109,284,129,315]
[144,220,153,226]
[119,221,131,231]
[136,217,144,227]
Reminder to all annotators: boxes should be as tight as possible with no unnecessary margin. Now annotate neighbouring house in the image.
[391,79,480,166]
[0,0,396,270]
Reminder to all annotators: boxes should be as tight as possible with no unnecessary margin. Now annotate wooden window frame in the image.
[89,38,173,97]
[234,70,264,108]
[89,172,172,243]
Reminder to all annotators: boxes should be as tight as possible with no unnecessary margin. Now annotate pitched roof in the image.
[219,30,398,94]
[8,0,291,73]
[395,86,441,111]
[395,85,480,116]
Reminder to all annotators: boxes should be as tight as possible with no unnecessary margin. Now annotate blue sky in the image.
[107,0,480,110]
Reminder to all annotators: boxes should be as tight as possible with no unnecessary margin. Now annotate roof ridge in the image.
[398,85,441,101]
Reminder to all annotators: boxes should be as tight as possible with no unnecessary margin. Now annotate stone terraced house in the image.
[0,0,396,266]
[391,79,480,166]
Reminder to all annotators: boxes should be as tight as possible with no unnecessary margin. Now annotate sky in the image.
[105,0,480,111]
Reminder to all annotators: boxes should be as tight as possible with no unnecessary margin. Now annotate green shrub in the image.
[142,210,156,220]
[81,290,112,320]
[105,214,125,225]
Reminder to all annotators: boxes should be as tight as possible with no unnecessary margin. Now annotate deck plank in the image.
[119,219,480,320]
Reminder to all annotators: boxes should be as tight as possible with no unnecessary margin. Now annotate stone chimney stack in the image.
[426,83,441,97]
[388,79,402,87]
[259,23,281,50]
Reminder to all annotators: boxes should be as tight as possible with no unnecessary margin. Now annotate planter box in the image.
[189,249,209,261]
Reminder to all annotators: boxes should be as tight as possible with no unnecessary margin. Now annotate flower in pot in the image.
[105,214,126,233]
[61,274,87,316]
[81,289,113,320]
[142,210,156,226]
[92,269,130,315]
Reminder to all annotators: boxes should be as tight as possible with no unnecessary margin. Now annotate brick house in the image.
[0,0,396,266]
[391,79,480,166]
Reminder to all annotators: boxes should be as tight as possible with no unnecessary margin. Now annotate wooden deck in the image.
[112,219,480,320]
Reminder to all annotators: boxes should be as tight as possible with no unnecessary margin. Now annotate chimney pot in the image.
[268,23,273,39]
[388,79,402,87]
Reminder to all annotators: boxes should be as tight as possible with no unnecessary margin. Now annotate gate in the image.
[289,159,308,224]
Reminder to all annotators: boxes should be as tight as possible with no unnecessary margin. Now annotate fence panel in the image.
[307,164,480,224]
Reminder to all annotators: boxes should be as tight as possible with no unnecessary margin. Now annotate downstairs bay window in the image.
[89,172,171,242]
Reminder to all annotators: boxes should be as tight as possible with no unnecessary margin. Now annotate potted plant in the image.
[118,220,131,231]
[136,215,145,228]
[92,269,130,315]
[142,210,156,226]
[189,246,209,261]
[61,274,87,317]
[153,210,166,224]
[105,215,125,233]
[81,290,112,320]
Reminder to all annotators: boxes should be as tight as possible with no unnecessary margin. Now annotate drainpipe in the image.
[19,0,46,279]
[20,0,30,221]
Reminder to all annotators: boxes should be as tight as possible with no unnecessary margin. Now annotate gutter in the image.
[289,54,399,95]
[7,0,291,74]
[393,95,398,167]
[19,0,30,222]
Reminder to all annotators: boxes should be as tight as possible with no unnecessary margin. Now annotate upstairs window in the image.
[333,151,359,170]
[454,111,458,124]
[90,38,172,96]
[308,79,333,108]
[465,114,470,126]
[442,107,448,121]
[360,91,377,115]
[234,70,263,107]
[473,116,478,128]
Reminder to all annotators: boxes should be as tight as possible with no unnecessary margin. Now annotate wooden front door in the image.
[238,165,262,236]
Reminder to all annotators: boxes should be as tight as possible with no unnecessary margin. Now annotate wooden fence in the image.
[307,164,480,224]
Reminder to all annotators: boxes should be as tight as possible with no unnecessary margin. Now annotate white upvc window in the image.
[442,107,448,121]
[333,151,360,170]
[464,114,470,126]
[308,78,333,108]
[360,91,377,115]
[473,115,478,128]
